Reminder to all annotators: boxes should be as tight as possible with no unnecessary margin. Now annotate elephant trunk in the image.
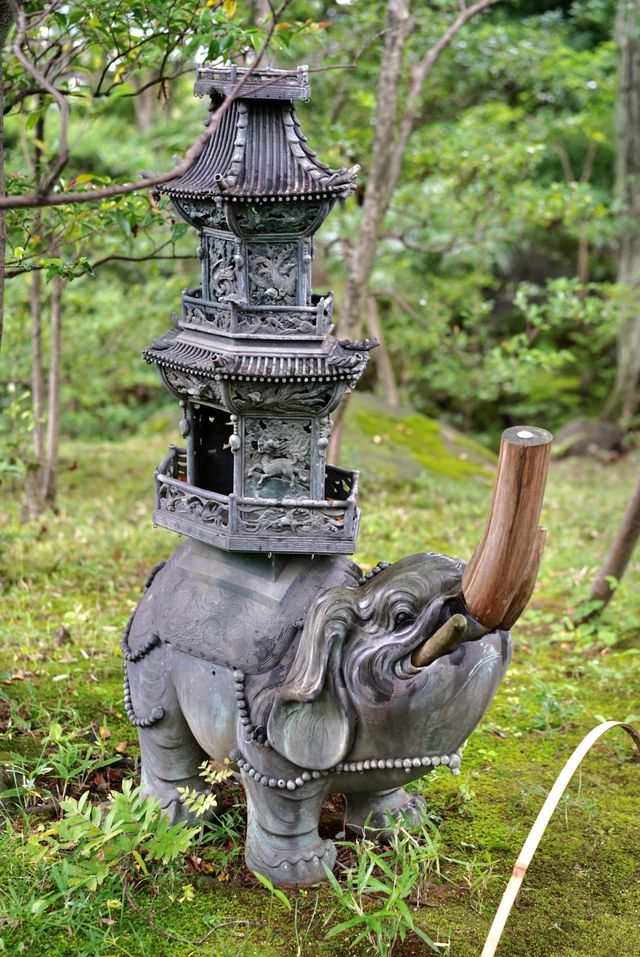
[461,426,552,631]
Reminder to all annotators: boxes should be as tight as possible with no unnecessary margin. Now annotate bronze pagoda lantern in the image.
[144,65,373,554]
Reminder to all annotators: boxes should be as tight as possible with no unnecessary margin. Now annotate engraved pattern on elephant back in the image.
[127,545,361,674]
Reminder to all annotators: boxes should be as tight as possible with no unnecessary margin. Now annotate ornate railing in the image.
[153,446,359,554]
[181,287,333,340]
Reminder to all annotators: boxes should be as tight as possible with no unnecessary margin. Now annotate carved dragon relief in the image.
[157,482,229,529]
[235,502,346,536]
[228,381,341,415]
[161,368,224,406]
[235,310,316,336]
[231,202,324,235]
[207,235,238,300]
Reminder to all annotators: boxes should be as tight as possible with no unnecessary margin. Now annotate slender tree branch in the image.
[384,0,501,211]
[119,64,191,99]
[553,142,575,182]
[0,0,292,210]
[93,31,167,97]
[6,248,197,279]
[9,0,70,196]
[580,139,597,183]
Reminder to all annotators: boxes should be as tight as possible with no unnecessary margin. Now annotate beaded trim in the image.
[233,669,269,747]
[123,665,164,728]
[144,560,167,590]
[230,746,462,791]
[358,560,391,585]
[121,629,160,663]
[121,562,168,728]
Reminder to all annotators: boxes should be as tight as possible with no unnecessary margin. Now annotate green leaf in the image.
[252,871,292,910]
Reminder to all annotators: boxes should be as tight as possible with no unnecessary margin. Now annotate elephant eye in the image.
[393,609,414,629]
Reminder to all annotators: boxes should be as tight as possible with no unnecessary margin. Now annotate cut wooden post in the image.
[462,426,552,631]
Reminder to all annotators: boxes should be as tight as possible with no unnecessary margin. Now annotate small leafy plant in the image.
[176,758,235,819]
[324,823,450,955]
[27,779,199,892]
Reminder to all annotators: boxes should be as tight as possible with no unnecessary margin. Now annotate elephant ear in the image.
[267,587,357,771]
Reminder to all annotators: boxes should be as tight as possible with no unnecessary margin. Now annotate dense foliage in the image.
[0,0,625,462]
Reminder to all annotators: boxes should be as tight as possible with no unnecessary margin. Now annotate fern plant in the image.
[28,780,199,891]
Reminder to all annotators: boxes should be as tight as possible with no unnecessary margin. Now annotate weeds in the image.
[324,823,450,955]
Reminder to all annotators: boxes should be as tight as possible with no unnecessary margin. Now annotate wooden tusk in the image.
[411,614,468,668]
[462,426,552,631]
[498,526,547,630]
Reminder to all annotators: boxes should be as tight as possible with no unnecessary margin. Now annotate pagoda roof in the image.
[143,331,374,385]
[158,70,358,202]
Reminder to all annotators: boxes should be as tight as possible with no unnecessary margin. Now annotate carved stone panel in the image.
[235,310,316,336]
[230,202,325,236]
[157,482,229,529]
[235,502,346,537]
[229,381,340,415]
[246,242,298,305]
[183,300,232,333]
[243,416,312,499]
[161,368,224,406]
[206,234,238,301]
[172,197,228,230]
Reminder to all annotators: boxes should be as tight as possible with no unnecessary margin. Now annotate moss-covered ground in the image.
[1,402,639,956]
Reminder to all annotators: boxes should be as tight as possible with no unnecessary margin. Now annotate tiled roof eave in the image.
[142,340,367,384]
[158,184,354,201]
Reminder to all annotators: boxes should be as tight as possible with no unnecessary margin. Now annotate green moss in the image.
[343,393,495,490]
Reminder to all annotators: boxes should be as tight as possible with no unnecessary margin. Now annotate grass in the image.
[1,409,639,956]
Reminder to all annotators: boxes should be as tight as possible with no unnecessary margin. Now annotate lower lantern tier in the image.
[153,445,360,554]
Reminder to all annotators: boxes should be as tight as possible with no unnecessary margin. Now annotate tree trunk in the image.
[24,262,46,519]
[0,3,16,351]
[605,0,640,423]
[338,0,498,343]
[29,263,45,462]
[366,294,399,407]
[339,0,414,341]
[131,77,156,131]
[580,470,640,619]
[42,273,63,506]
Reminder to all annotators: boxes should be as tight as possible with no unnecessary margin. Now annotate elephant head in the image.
[267,552,510,770]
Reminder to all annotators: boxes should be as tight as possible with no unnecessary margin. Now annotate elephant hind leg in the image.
[125,643,209,823]
[345,787,427,841]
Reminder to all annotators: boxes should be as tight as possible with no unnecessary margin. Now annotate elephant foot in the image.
[245,823,336,887]
[345,787,427,841]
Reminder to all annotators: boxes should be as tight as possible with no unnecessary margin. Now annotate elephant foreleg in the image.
[241,771,335,886]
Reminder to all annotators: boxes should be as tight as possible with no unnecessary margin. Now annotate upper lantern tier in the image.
[157,65,359,205]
